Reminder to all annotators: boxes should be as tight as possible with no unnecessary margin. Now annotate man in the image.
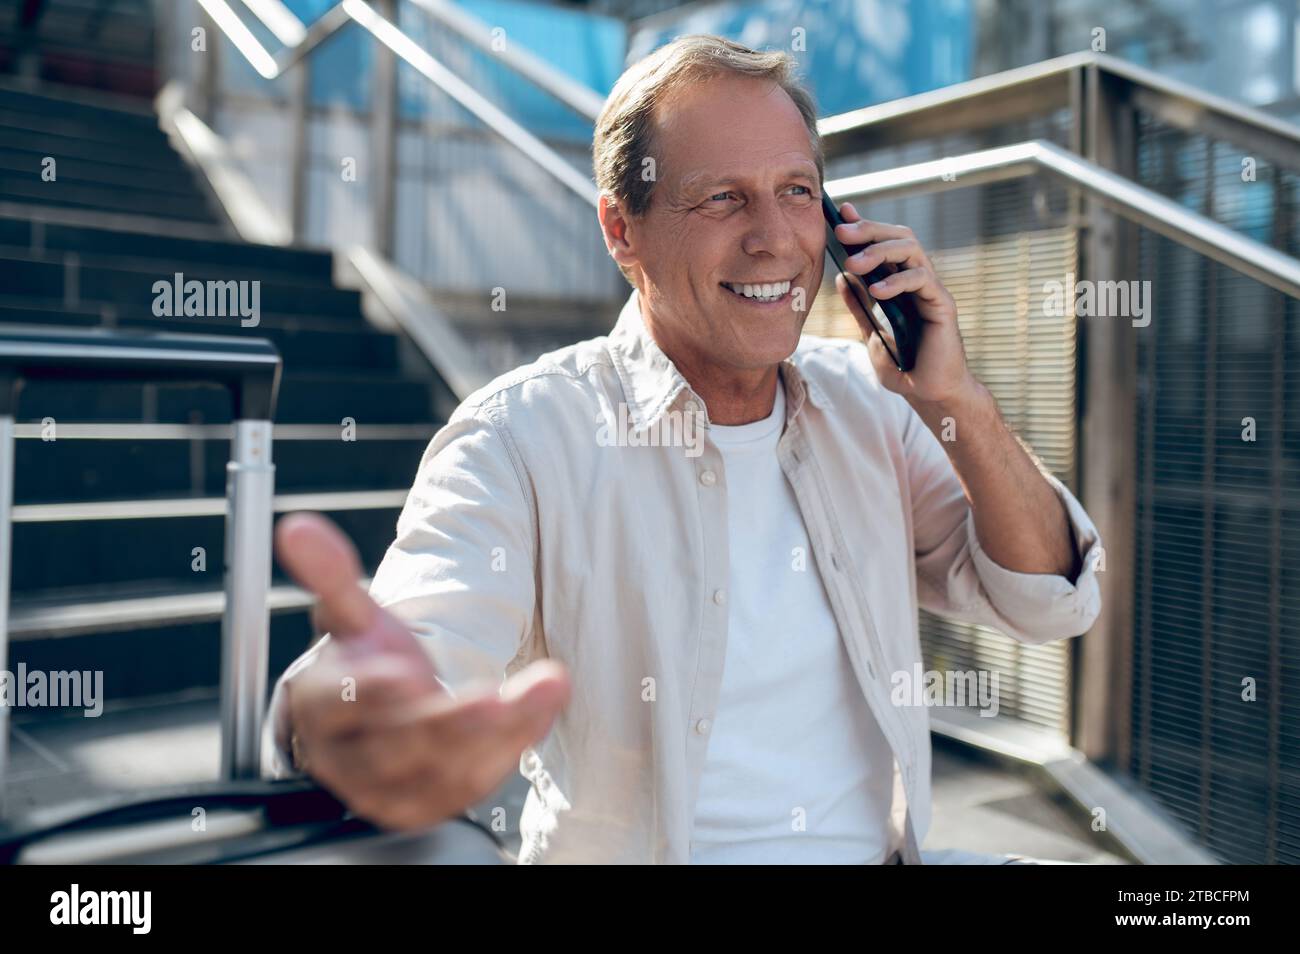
[268,34,1102,864]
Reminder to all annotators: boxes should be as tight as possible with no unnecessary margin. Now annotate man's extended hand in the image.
[273,511,571,831]
[832,200,977,407]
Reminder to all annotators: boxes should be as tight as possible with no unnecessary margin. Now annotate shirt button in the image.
[712,588,727,606]
[695,718,711,735]
[699,469,717,486]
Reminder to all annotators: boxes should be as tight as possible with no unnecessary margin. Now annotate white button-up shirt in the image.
[267,288,1103,864]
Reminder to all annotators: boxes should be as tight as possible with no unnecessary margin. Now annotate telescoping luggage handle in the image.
[0,326,283,814]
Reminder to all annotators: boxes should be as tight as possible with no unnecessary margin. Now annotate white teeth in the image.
[725,280,791,301]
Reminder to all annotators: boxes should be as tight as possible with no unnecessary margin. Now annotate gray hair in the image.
[593,34,824,286]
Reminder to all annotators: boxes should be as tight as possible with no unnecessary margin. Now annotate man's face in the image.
[615,73,826,374]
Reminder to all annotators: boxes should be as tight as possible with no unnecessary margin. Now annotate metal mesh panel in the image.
[1131,111,1300,864]
[806,171,1078,733]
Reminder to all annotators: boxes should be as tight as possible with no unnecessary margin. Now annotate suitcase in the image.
[0,325,506,864]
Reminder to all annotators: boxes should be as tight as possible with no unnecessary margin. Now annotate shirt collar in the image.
[607,288,831,432]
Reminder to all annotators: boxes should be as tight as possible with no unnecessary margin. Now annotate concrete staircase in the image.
[0,76,447,712]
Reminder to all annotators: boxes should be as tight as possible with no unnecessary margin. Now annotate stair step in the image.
[0,21,155,64]
[9,579,349,640]
[9,503,404,593]
[12,0,152,15]
[0,246,342,291]
[0,107,171,149]
[0,258,365,316]
[0,66,448,684]
[0,300,372,334]
[0,81,159,128]
[0,41,156,100]
[0,175,215,220]
[14,435,428,503]
[25,54,157,101]
[0,149,208,195]
[114,318,402,369]
[0,201,232,242]
[7,613,312,706]
[0,217,335,279]
[0,34,155,71]
[4,2,154,37]
[13,371,434,425]
[0,129,196,173]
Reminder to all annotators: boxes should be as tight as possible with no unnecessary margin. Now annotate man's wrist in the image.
[906,372,992,429]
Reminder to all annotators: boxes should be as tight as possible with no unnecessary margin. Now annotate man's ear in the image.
[598,194,639,274]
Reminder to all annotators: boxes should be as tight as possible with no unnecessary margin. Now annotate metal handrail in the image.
[406,0,605,120]
[824,139,1300,301]
[819,51,1100,144]
[0,326,281,419]
[196,6,1300,299]
[0,330,284,807]
[197,0,600,206]
[237,0,604,119]
[817,51,1300,170]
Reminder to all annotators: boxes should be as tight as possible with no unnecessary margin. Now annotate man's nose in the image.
[740,196,799,257]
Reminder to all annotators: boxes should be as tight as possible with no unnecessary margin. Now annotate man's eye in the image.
[706,191,734,203]
[790,185,811,195]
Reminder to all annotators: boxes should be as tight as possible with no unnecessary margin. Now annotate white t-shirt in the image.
[689,376,896,864]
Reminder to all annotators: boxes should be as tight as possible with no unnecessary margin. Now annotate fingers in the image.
[299,661,573,832]
[390,659,570,748]
[297,657,570,777]
[337,714,523,833]
[844,237,928,277]
[275,512,376,639]
[867,266,947,305]
[834,206,916,246]
[317,694,486,787]
[288,656,398,745]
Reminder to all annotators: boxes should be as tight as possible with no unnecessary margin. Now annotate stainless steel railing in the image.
[0,328,283,808]
[825,139,1300,300]
[193,7,1300,295]
[192,0,600,255]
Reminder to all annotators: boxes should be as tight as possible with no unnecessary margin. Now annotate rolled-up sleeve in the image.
[961,470,1102,643]
[902,396,1103,646]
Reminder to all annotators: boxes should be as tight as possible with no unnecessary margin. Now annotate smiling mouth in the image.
[720,279,794,303]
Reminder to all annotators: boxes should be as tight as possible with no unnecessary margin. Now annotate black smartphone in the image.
[821,192,922,372]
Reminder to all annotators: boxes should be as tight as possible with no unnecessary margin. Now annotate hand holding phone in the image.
[821,193,923,372]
